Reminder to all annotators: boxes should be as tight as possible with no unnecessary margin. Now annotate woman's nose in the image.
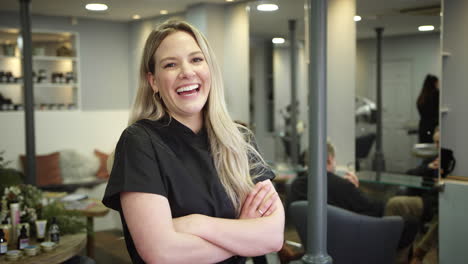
[178,63,195,79]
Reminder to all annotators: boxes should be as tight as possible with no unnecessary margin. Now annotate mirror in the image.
[355,1,442,174]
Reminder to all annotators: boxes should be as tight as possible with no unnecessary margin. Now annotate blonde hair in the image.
[327,140,335,158]
[129,20,267,215]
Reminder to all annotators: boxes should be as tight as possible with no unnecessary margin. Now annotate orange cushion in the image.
[20,152,62,186]
[94,149,110,179]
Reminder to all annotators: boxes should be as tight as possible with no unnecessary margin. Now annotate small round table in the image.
[1,233,86,264]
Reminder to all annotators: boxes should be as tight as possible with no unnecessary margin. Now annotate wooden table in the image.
[72,199,110,258]
[0,233,86,264]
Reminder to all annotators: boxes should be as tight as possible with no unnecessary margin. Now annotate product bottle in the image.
[17,225,29,250]
[9,203,20,242]
[0,218,11,245]
[0,229,7,255]
[49,217,60,243]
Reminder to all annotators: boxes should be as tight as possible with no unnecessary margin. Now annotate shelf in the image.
[0,83,78,88]
[0,55,77,61]
[35,83,78,88]
[33,56,78,61]
[0,55,18,59]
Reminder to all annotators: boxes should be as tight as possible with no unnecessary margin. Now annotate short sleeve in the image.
[102,124,167,211]
[244,130,276,184]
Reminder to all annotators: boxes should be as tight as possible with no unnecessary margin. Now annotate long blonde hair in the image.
[129,20,267,215]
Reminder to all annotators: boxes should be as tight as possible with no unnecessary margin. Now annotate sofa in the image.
[18,149,122,231]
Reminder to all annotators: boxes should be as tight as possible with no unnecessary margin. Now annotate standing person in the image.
[417,74,439,143]
[102,20,284,264]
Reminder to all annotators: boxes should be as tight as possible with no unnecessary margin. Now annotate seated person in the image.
[290,140,384,217]
[406,128,440,178]
[289,140,424,257]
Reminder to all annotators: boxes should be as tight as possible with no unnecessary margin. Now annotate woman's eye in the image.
[164,63,176,69]
[192,57,204,63]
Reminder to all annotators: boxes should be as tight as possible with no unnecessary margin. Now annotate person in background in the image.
[289,140,424,263]
[417,74,439,143]
[102,20,284,264]
[290,140,383,217]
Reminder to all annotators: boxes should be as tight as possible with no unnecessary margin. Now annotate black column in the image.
[289,20,299,167]
[303,0,332,263]
[19,0,36,185]
[372,27,385,178]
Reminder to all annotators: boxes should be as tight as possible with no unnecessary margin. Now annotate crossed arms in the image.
[120,180,285,264]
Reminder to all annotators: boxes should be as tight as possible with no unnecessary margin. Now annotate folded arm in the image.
[120,192,234,264]
[174,180,285,256]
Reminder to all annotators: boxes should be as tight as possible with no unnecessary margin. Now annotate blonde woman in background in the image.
[102,20,284,264]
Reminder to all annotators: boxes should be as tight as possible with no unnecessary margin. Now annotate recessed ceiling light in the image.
[257,3,279,12]
[160,10,168,15]
[354,15,362,22]
[418,25,434,31]
[132,14,141,20]
[226,0,234,2]
[272,38,285,44]
[85,3,108,11]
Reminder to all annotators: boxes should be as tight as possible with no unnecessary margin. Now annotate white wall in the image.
[441,0,468,177]
[222,3,250,123]
[1,111,129,170]
[326,0,356,167]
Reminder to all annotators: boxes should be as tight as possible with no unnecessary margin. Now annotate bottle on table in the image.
[0,218,11,245]
[0,229,7,254]
[49,217,60,243]
[17,225,29,250]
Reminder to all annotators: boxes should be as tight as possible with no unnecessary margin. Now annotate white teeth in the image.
[176,84,199,93]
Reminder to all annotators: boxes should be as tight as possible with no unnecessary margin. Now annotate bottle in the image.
[0,218,11,245]
[17,225,29,250]
[49,217,60,243]
[0,229,7,255]
[9,203,20,242]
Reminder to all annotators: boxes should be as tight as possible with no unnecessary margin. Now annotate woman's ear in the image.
[146,72,158,93]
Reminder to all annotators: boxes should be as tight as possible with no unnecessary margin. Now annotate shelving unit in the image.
[0,28,80,111]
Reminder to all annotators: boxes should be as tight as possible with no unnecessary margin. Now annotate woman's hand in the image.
[239,180,279,219]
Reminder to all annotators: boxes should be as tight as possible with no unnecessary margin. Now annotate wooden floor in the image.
[93,229,131,264]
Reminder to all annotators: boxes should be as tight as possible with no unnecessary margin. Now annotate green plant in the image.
[0,150,12,169]
[42,201,87,235]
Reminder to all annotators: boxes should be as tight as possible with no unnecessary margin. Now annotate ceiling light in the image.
[354,15,361,22]
[257,0,279,12]
[85,3,108,11]
[418,25,434,31]
[132,14,141,20]
[160,10,168,15]
[272,38,285,44]
[226,0,234,2]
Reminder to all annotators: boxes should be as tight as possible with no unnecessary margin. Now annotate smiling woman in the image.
[102,20,284,264]
[146,31,211,132]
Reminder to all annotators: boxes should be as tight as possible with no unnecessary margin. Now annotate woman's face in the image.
[148,31,211,124]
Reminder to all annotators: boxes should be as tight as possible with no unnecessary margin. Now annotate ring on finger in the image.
[258,209,264,215]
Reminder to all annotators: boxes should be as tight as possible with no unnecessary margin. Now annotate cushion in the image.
[59,150,100,184]
[20,152,62,186]
[94,149,110,179]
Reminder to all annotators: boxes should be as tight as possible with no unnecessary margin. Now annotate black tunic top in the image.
[102,116,275,264]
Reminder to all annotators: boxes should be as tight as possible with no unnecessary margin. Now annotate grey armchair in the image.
[289,201,404,264]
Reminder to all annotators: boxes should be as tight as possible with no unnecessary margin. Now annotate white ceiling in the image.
[0,0,441,39]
